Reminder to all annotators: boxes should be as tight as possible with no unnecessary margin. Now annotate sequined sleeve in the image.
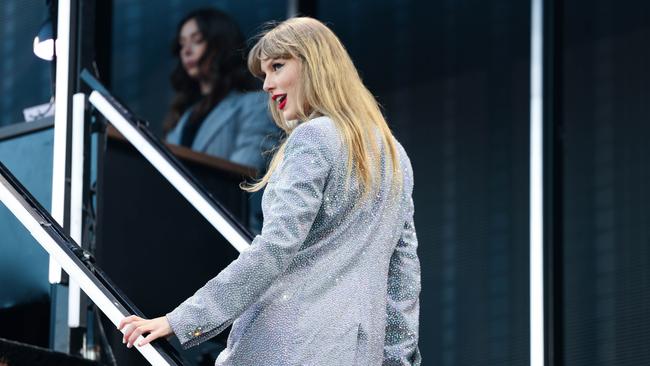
[383,196,422,365]
[166,120,333,349]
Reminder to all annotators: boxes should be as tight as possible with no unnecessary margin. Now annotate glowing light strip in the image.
[88,91,250,253]
[68,93,85,327]
[287,0,298,18]
[49,0,72,284]
[530,0,545,364]
[0,176,171,366]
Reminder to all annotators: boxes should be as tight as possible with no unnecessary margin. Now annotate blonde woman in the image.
[120,17,421,365]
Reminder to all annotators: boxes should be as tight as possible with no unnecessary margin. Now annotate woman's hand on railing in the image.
[118,315,173,348]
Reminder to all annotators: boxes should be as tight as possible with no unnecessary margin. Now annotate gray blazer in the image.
[166,91,279,173]
[166,117,421,365]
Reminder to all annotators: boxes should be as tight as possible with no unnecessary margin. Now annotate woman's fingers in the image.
[119,316,147,348]
[120,316,141,345]
[126,321,151,348]
[118,315,141,330]
[118,316,173,348]
[137,330,161,347]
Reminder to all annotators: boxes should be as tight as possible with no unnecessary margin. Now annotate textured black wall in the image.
[561,1,650,364]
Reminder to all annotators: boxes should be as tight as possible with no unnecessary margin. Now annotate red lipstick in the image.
[273,94,287,110]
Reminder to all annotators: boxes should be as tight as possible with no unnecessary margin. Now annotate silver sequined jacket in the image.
[166,116,421,365]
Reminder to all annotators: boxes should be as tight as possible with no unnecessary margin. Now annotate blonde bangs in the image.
[247,30,296,79]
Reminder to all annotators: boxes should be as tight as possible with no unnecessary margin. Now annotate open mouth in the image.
[272,94,287,110]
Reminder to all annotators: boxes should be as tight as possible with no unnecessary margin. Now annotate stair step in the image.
[0,337,104,366]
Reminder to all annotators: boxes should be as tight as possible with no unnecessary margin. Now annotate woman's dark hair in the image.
[163,8,258,134]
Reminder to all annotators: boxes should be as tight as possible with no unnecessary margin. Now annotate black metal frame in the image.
[0,161,185,365]
[0,117,54,142]
[80,69,254,246]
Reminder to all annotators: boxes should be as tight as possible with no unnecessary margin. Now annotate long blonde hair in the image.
[245,17,400,194]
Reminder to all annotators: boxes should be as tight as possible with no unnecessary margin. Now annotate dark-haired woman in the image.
[164,8,279,174]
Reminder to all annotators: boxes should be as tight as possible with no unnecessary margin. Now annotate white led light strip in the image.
[0,175,171,366]
[88,91,250,253]
[49,0,72,284]
[530,0,544,364]
[68,93,85,328]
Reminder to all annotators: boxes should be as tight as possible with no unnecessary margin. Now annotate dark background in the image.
[560,1,650,365]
